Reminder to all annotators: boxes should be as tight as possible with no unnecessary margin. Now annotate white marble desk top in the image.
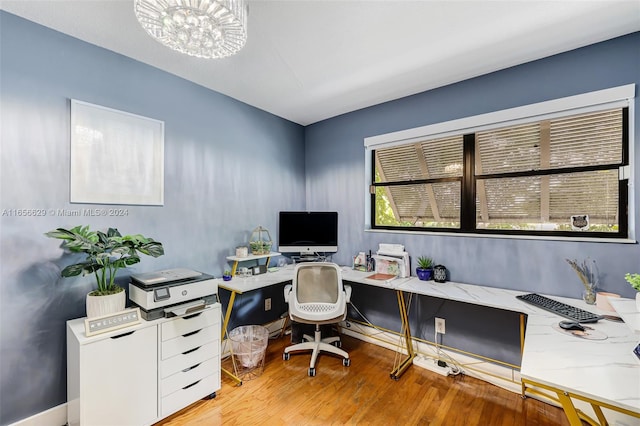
[520,308,639,413]
[217,266,413,293]
[217,266,640,415]
[217,266,295,293]
[397,277,529,313]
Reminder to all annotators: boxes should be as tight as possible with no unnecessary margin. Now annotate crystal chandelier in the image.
[134,0,248,59]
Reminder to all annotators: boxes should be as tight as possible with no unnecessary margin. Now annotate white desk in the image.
[217,267,640,425]
[520,305,639,425]
[396,277,639,425]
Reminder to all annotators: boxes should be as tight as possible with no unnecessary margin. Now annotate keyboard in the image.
[516,293,602,323]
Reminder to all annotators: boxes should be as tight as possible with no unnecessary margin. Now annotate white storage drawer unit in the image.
[159,308,221,419]
[67,303,221,425]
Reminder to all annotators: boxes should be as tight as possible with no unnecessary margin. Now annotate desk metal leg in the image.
[390,290,415,380]
[520,378,640,426]
[221,291,237,341]
[220,290,243,385]
[556,392,587,426]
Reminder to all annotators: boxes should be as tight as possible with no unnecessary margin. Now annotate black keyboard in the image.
[516,293,602,323]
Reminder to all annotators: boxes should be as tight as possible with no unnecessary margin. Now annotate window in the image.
[367,86,634,239]
[374,135,463,228]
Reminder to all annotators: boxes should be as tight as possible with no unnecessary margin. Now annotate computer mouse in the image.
[559,320,585,331]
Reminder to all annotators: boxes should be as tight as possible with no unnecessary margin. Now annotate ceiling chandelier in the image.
[134,0,248,59]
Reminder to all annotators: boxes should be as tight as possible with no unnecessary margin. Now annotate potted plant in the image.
[416,256,434,281]
[45,225,164,318]
[223,270,233,281]
[624,273,640,311]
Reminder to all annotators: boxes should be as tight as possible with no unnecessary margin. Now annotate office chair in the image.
[283,262,351,376]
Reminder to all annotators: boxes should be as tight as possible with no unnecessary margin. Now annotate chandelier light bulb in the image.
[134,0,248,59]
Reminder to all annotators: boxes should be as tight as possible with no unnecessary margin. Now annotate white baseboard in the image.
[7,403,67,426]
[339,320,522,393]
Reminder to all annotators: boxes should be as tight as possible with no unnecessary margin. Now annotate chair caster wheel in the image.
[343,358,351,367]
[308,367,316,377]
[333,340,342,348]
[283,352,290,361]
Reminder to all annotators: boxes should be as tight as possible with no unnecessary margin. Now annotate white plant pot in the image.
[86,289,126,318]
[636,292,640,312]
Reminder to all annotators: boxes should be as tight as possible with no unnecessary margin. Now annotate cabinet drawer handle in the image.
[183,312,203,320]
[182,346,201,355]
[182,379,201,390]
[182,329,201,338]
[110,331,135,339]
[182,363,202,373]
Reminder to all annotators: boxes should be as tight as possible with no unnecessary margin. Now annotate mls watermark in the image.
[1,208,129,217]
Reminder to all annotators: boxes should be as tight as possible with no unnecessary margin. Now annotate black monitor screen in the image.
[278,211,338,254]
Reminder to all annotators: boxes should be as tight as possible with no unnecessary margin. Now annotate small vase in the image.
[582,284,597,305]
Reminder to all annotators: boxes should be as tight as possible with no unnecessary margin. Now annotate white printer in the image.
[129,268,218,320]
[372,243,411,278]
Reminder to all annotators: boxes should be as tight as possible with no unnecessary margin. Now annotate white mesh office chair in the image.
[283,262,352,376]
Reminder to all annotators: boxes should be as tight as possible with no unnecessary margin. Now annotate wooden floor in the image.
[155,334,572,426]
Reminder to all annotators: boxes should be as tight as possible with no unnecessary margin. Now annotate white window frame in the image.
[364,84,636,242]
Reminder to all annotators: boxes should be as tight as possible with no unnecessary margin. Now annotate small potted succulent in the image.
[416,256,434,281]
[624,273,640,310]
[223,269,233,281]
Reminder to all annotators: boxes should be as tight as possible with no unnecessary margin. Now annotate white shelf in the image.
[226,252,280,262]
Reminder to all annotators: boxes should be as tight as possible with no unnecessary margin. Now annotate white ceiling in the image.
[2,0,639,125]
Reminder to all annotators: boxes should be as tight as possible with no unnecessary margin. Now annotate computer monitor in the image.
[278,211,338,255]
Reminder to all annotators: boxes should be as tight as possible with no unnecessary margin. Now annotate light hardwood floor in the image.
[155,333,571,425]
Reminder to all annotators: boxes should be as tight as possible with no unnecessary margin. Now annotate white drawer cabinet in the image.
[67,303,221,425]
[66,322,158,426]
[159,308,221,419]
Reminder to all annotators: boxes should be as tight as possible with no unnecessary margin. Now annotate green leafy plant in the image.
[45,225,164,295]
[417,256,433,270]
[625,273,640,291]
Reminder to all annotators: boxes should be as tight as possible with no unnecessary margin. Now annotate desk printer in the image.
[129,268,218,320]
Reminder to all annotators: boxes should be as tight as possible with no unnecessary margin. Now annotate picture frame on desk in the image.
[84,307,142,337]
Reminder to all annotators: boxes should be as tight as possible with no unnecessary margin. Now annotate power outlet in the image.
[435,317,446,334]
[265,298,272,311]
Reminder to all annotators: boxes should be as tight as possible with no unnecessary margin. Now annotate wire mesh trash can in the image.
[229,325,269,380]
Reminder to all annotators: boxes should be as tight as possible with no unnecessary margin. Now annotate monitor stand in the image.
[294,253,326,263]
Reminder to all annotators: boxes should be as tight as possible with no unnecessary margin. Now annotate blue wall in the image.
[306,32,640,299]
[305,32,640,372]
[1,9,639,425]
[0,12,304,425]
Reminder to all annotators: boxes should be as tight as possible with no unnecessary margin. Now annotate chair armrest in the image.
[344,284,352,303]
[284,284,292,303]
